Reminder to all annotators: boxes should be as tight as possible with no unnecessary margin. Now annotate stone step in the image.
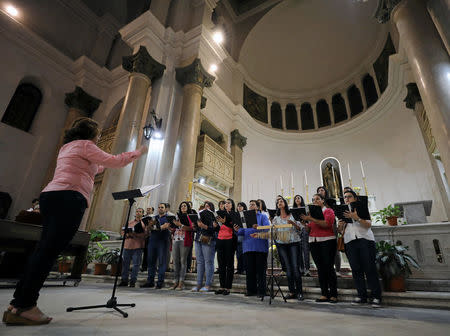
[80,273,450,310]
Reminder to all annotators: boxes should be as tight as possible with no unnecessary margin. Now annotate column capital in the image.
[175,58,215,89]
[122,46,166,82]
[374,0,403,23]
[404,82,422,109]
[64,86,102,117]
[230,129,247,150]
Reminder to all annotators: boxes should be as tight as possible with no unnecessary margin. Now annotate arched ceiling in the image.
[239,0,386,94]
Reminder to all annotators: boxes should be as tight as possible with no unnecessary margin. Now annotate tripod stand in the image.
[67,198,137,318]
[260,223,287,304]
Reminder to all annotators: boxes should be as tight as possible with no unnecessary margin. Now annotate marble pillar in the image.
[171,59,215,208]
[90,46,165,232]
[42,86,101,188]
[229,129,247,201]
[376,0,450,186]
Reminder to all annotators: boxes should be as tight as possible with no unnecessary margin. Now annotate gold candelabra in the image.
[362,177,368,196]
[349,178,353,189]
[305,184,309,204]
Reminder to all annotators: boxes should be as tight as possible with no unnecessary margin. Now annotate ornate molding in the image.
[201,96,207,109]
[175,58,215,89]
[374,0,403,24]
[230,129,247,149]
[122,46,166,82]
[404,82,422,110]
[64,86,102,117]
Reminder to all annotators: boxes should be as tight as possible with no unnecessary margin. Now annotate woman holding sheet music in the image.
[215,198,238,295]
[301,193,338,303]
[170,202,194,291]
[235,202,247,275]
[337,190,382,307]
[293,195,310,276]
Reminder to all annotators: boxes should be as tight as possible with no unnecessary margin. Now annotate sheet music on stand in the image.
[112,184,162,200]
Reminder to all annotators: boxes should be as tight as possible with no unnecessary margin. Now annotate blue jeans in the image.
[299,229,310,273]
[147,238,169,285]
[277,242,302,294]
[236,241,245,273]
[121,248,142,283]
[195,240,215,287]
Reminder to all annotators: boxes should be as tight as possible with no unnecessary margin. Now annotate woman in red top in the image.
[4,118,147,325]
[214,198,237,295]
[301,193,338,303]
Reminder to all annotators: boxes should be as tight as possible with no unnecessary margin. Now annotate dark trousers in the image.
[216,238,235,289]
[345,238,382,300]
[186,245,193,272]
[310,239,338,298]
[277,242,303,294]
[147,237,169,285]
[244,252,267,295]
[11,190,87,308]
[298,229,310,273]
[236,242,245,273]
[141,237,149,270]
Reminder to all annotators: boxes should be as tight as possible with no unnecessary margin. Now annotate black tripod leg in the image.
[116,303,136,307]
[67,304,108,312]
[273,276,287,302]
[113,306,128,318]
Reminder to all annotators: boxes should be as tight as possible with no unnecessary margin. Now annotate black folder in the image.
[200,210,215,225]
[267,209,277,218]
[351,201,371,220]
[307,205,324,220]
[290,207,307,221]
[167,215,177,229]
[243,210,258,227]
[179,213,190,227]
[188,213,199,224]
[334,204,353,223]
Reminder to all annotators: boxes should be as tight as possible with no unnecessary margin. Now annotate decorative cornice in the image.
[230,129,247,149]
[175,58,215,88]
[404,83,421,110]
[65,86,102,117]
[122,46,166,82]
[374,0,403,24]
[201,96,207,109]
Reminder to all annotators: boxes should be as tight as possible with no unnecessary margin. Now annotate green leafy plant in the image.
[103,248,121,265]
[374,205,402,225]
[85,245,96,265]
[89,230,110,242]
[92,242,109,263]
[375,240,420,280]
[57,255,72,263]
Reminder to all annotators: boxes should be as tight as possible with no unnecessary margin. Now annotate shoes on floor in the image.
[191,286,200,292]
[297,293,304,301]
[140,282,155,288]
[245,292,256,297]
[371,298,382,308]
[170,282,179,290]
[129,282,135,288]
[215,289,224,295]
[118,281,128,287]
[176,282,185,291]
[199,287,211,292]
[351,297,368,305]
[315,297,329,303]
[222,290,230,296]
[155,283,163,289]
[285,293,296,300]
[329,297,338,304]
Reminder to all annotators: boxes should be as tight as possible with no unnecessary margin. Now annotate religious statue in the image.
[322,161,343,199]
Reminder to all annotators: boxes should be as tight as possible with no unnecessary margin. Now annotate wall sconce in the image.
[143,109,163,140]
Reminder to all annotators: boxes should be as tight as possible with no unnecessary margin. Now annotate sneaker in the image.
[191,286,200,292]
[351,297,367,305]
[140,282,155,288]
[297,293,304,301]
[118,281,128,287]
[372,298,382,308]
[199,287,211,292]
[129,282,136,288]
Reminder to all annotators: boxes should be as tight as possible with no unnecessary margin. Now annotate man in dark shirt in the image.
[141,203,171,288]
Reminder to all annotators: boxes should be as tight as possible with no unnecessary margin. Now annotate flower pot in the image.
[110,263,121,276]
[58,262,71,273]
[385,276,406,292]
[82,264,88,274]
[94,263,108,275]
[387,216,398,226]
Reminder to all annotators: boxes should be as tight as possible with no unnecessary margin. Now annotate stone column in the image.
[342,92,352,119]
[357,82,367,111]
[427,0,450,55]
[370,66,382,98]
[376,0,450,185]
[404,83,450,219]
[281,103,287,130]
[229,129,247,201]
[91,46,165,232]
[312,102,318,129]
[267,99,272,127]
[170,58,215,207]
[42,86,101,187]
[296,103,302,131]
[327,97,335,126]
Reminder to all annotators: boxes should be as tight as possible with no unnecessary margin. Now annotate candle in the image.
[280,175,283,191]
[304,170,308,186]
[347,163,351,180]
[332,166,338,199]
[188,181,193,193]
[360,160,365,178]
[291,172,294,189]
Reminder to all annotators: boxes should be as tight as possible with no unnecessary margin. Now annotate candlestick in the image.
[360,160,365,178]
[363,176,369,196]
[187,181,193,201]
[305,184,309,204]
[291,186,295,206]
[347,163,351,180]
[280,175,283,192]
[281,188,284,198]
[349,178,353,189]
[291,172,294,189]
[332,166,338,199]
[304,170,308,186]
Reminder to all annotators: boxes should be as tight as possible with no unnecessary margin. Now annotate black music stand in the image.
[260,224,287,304]
[66,187,151,318]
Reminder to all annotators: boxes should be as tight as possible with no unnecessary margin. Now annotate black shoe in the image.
[215,289,224,295]
[222,290,230,295]
[245,292,256,297]
[315,297,329,303]
[140,282,155,288]
[352,297,367,305]
[285,293,296,300]
[140,267,147,272]
[329,297,338,304]
[118,281,128,287]
[129,282,135,288]
[155,283,163,289]
[257,294,265,299]
[297,293,304,301]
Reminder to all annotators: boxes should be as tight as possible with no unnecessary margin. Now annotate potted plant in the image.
[92,242,109,275]
[57,255,72,273]
[374,204,402,226]
[89,229,110,242]
[103,248,122,276]
[375,240,420,292]
[83,245,96,274]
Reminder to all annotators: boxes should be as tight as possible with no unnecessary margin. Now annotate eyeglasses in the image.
[343,195,353,199]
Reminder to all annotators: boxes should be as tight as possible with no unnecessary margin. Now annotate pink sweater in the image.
[42,140,141,206]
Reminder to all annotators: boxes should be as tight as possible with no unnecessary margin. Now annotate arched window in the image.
[300,103,314,130]
[270,102,282,129]
[317,99,331,128]
[1,83,42,132]
[347,85,363,117]
[332,93,347,123]
[285,104,298,130]
[362,74,378,108]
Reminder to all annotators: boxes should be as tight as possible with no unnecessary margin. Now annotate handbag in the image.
[337,223,347,252]
[199,234,212,245]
